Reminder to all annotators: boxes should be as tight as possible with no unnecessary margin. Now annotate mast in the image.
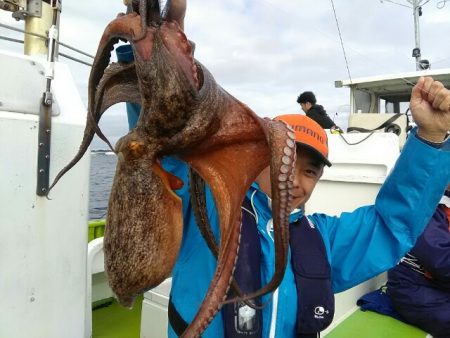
[409,0,430,70]
[381,0,431,70]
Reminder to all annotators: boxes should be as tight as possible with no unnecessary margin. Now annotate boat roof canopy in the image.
[335,68,450,102]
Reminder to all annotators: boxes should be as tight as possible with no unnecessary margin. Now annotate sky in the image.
[1,0,450,149]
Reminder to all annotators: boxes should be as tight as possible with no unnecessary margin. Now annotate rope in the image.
[338,132,376,145]
[330,0,352,83]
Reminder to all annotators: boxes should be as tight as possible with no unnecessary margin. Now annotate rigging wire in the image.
[59,52,92,66]
[0,33,93,66]
[329,0,352,83]
[407,0,432,6]
[432,56,450,65]
[0,22,94,59]
[0,35,22,44]
[437,0,449,8]
[0,22,45,39]
[59,40,94,59]
[381,0,413,8]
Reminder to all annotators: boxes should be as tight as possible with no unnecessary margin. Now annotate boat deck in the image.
[92,299,428,338]
[326,309,427,338]
[92,296,143,338]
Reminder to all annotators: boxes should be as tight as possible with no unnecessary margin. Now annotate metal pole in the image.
[24,1,51,56]
[412,0,422,70]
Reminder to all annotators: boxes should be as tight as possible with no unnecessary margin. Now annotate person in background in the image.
[297,91,342,132]
[387,185,450,338]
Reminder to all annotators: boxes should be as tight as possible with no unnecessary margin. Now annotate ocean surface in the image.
[89,152,117,220]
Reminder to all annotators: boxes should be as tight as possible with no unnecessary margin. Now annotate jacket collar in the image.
[247,183,303,224]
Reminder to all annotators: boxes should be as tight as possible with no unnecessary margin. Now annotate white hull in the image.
[0,51,90,338]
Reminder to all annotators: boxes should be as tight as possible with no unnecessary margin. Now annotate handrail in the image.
[88,219,106,242]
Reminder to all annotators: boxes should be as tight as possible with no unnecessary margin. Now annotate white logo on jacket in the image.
[314,306,329,319]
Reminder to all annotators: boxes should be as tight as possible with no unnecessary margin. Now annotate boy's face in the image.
[256,145,324,212]
[290,146,324,210]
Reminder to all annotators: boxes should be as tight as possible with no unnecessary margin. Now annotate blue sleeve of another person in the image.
[115,44,140,130]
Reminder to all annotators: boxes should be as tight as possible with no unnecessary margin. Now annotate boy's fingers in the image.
[437,94,450,112]
[432,87,445,110]
[421,76,434,102]
[411,76,425,102]
[428,81,444,107]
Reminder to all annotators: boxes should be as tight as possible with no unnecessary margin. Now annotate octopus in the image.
[49,0,297,336]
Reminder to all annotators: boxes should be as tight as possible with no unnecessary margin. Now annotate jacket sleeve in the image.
[410,207,450,282]
[310,129,450,293]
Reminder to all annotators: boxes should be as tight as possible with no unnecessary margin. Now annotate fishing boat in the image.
[1,1,449,338]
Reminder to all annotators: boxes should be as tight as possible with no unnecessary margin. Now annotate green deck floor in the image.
[93,299,428,338]
[92,295,143,338]
[325,309,428,338]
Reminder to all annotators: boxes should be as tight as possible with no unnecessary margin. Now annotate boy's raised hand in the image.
[410,76,450,143]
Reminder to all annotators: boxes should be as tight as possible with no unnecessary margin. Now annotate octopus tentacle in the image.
[96,63,140,115]
[136,0,149,40]
[132,0,162,41]
[48,12,146,192]
[87,12,147,147]
[182,216,242,338]
[189,169,218,257]
[90,62,139,147]
[189,169,262,310]
[179,103,294,336]
[48,62,140,192]
[182,141,268,337]
[222,119,296,305]
[91,62,140,148]
[90,12,142,97]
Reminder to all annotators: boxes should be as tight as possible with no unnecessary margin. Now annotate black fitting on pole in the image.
[36,93,52,196]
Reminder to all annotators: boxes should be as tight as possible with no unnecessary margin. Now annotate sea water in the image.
[89,152,117,220]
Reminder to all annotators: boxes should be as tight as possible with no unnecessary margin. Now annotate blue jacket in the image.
[165,130,450,338]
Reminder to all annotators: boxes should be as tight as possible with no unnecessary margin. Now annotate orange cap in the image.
[274,114,331,167]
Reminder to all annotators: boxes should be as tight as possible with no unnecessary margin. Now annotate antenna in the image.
[381,0,431,70]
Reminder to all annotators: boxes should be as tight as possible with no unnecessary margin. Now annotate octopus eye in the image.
[128,140,146,158]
